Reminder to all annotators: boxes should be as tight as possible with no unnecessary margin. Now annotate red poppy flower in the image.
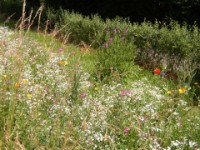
[154,68,161,75]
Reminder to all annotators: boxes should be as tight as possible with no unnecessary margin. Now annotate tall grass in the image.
[95,27,136,83]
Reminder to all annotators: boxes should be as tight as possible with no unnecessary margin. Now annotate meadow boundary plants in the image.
[46,9,200,94]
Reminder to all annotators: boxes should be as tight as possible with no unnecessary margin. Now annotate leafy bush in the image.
[56,9,105,45]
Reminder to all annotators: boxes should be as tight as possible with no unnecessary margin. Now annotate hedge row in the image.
[47,9,200,69]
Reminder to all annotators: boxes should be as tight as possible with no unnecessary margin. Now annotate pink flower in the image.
[121,90,126,96]
[80,93,87,98]
[124,127,130,134]
[58,48,63,52]
[120,90,132,96]
[71,51,76,55]
[114,28,117,34]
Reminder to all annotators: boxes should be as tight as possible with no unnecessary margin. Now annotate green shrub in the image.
[56,9,106,45]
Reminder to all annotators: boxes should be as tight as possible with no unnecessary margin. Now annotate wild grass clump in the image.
[95,27,136,83]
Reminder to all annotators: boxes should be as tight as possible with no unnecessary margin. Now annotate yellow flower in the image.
[179,87,186,94]
[65,61,69,65]
[22,79,28,83]
[15,82,20,88]
[27,94,32,99]
[3,74,7,78]
[167,90,172,95]
[94,87,98,91]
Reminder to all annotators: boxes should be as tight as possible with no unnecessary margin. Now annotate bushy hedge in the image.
[47,9,200,63]
[47,9,200,88]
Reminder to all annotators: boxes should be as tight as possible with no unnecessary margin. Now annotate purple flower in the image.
[161,72,166,77]
[124,127,130,134]
[114,28,117,34]
[126,90,132,95]
[110,37,113,42]
[105,42,108,48]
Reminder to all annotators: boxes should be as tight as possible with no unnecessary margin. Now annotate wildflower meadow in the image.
[0,13,200,149]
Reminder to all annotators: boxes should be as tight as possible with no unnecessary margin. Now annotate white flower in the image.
[171,140,180,147]
[189,141,196,148]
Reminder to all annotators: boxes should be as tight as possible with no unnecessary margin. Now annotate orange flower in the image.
[179,87,186,94]
[59,61,65,65]
[59,61,69,65]
[15,82,20,88]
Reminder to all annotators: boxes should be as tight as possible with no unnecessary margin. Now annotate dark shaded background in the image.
[1,0,200,25]
[42,0,200,24]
